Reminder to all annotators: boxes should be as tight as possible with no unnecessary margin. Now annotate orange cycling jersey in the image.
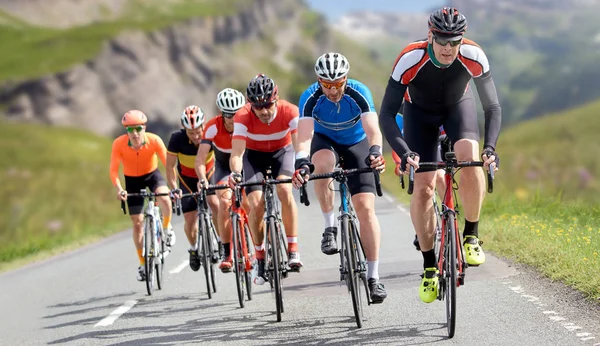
[109,133,167,186]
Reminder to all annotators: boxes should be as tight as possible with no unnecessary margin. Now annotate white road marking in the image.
[94,300,137,327]
[169,260,189,274]
[383,194,395,204]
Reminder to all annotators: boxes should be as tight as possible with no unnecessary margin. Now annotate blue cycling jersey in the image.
[298,79,376,146]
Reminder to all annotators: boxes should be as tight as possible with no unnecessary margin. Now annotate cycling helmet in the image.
[314,52,350,81]
[428,7,467,36]
[180,105,205,130]
[121,110,147,126]
[246,74,278,105]
[216,88,246,113]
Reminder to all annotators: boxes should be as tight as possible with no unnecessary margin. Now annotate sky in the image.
[305,0,447,22]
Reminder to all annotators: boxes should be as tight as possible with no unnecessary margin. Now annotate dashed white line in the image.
[383,194,395,204]
[169,260,189,274]
[94,300,137,327]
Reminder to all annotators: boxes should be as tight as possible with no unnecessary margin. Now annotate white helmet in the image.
[314,52,350,81]
[216,88,246,114]
[181,105,205,130]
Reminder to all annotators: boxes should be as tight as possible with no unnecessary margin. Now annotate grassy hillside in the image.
[0,122,130,267]
[0,0,244,82]
[381,99,600,300]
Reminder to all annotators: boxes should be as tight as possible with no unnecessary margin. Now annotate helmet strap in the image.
[427,42,451,69]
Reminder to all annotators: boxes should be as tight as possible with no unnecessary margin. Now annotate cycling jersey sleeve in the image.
[347,81,376,116]
[298,84,320,120]
[202,121,217,145]
[474,71,502,150]
[109,138,122,187]
[379,76,410,157]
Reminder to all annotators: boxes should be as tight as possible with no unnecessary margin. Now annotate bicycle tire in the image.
[208,218,217,293]
[156,225,164,290]
[244,222,253,301]
[144,216,154,296]
[232,213,245,308]
[268,217,283,322]
[445,212,458,338]
[199,215,212,299]
[351,219,370,307]
[342,215,362,328]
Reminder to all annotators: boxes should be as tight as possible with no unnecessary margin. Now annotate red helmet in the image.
[121,110,147,126]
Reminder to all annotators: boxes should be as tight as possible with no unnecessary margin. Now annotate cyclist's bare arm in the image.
[360,112,383,149]
[195,142,212,181]
[230,138,245,174]
[155,136,168,168]
[165,154,178,191]
[295,118,314,158]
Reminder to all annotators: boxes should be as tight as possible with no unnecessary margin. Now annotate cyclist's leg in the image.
[214,160,233,270]
[124,175,146,281]
[206,167,220,239]
[149,170,173,243]
[273,144,302,268]
[179,176,201,270]
[404,102,443,303]
[309,132,338,255]
[339,138,387,302]
[445,91,486,265]
[243,150,267,284]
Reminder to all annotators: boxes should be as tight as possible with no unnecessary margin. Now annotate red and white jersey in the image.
[232,100,299,152]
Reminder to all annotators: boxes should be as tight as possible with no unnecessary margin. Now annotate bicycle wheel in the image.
[208,218,217,293]
[156,224,164,290]
[244,222,253,301]
[342,215,362,328]
[445,212,458,338]
[232,213,245,308]
[351,219,370,307]
[268,217,283,322]
[144,216,155,296]
[199,215,212,299]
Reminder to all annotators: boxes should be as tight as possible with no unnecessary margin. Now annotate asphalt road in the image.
[1,188,599,346]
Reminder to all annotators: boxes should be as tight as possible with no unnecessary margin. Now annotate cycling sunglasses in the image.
[433,34,462,47]
[222,111,236,118]
[126,125,145,133]
[251,101,276,111]
[319,78,346,89]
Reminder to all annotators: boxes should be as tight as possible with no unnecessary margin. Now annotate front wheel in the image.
[232,214,245,308]
[268,217,283,322]
[144,216,155,296]
[445,212,458,338]
[199,215,212,299]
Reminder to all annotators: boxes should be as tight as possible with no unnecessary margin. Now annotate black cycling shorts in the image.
[214,158,230,184]
[242,144,294,194]
[310,132,376,196]
[124,169,168,215]
[403,91,479,172]
[178,173,216,214]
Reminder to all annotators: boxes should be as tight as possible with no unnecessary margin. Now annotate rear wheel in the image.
[156,226,164,290]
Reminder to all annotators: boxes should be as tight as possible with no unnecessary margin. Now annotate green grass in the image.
[381,99,600,300]
[0,122,130,265]
[0,0,245,82]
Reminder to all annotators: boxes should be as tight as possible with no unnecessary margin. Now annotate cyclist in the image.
[378,7,501,303]
[110,110,174,282]
[228,74,303,285]
[196,88,250,273]
[166,105,219,272]
[292,52,387,303]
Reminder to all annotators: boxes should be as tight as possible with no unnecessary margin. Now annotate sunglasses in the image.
[222,112,236,118]
[319,78,346,89]
[251,101,275,111]
[433,35,462,47]
[126,125,145,133]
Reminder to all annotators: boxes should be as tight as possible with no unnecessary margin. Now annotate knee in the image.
[413,182,435,201]
[132,217,144,230]
[454,139,478,161]
[312,151,335,173]
[247,193,264,213]
[276,185,294,204]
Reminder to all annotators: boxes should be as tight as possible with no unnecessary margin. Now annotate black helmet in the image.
[246,74,279,105]
[428,7,467,36]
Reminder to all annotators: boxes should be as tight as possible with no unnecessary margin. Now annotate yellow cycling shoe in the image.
[419,267,439,303]
[464,235,486,266]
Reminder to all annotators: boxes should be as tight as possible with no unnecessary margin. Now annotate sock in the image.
[323,210,336,228]
[137,248,144,265]
[367,260,379,280]
[463,220,479,238]
[223,243,231,258]
[162,215,171,230]
[287,236,298,252]
[255,243,265,260]
[189,244,198,251]
[422,249,436,269]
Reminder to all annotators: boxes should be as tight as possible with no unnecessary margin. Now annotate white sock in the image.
[367,260,379,280]
[323,211,336,228]
[190,243,198,251]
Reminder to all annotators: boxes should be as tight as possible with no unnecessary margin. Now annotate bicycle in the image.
[404,151,494,338]
[298,164,383,328]
[121,190,171,296]
[231,185,255,308]
[237,168,298,322]
[177,184,228,299]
